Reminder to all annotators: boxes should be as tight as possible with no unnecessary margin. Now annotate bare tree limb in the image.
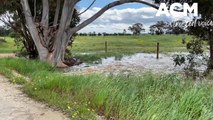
[53,0,61,26]
[71,0,159,34]
[65,1,77,29]
[41,0,49,26]
[41,0,50,47]
[53,0,79,63]
[21,0,49,60]
[57,0,78,32]
[33,0,36,21]
[78,0,96,15]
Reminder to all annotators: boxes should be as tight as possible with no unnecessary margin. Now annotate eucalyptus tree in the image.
[150,21,168,35]
[128,23,145,35]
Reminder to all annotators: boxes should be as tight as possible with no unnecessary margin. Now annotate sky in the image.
[0,0,193,33]
[76,0,192,33]
[0,21,3,26]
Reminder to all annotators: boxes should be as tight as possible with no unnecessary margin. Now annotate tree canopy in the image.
[128,23,145,35]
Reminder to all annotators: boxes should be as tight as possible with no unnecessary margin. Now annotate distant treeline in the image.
[76,32,185,36]
[77,21,187,36]
[77,32,132,36]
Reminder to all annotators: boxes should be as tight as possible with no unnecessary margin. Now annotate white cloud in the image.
[79,7,192,33]
[0,21,3,26]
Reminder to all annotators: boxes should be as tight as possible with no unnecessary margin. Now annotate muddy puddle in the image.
[68,53,186,75]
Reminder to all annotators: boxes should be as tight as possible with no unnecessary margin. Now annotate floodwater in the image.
[68,53,185,75]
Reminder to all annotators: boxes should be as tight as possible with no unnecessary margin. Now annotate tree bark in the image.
[48,0,78,67]
[33,0,36,20]
[21,0,49,60]
[41,0,49,47]
[53,0,61,26]
[209,31,213,69]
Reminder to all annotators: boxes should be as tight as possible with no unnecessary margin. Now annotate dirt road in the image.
[0,75,69,120]
[0,53,15,58]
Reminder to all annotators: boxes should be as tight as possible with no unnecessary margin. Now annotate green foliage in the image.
[1,58,213,119]
[173,38,208,79]
[8,32,17,38]
[0,26,12,36]
[149,21,168,35]
[186,0,213,70]
[187,38,204,54]
[128,23,145,35]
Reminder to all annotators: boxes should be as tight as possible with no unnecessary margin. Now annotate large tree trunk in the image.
[21,0,77,67]
[209,32,213,69]
[21,0,49,61]
[48,34,70,67]
[47,0,77,67]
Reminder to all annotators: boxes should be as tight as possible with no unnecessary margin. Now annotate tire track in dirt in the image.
[0,53,15,58]
[0,75,69,120]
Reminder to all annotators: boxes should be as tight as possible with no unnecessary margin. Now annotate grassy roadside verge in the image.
[0,58,97,119]
[1,58,213,120]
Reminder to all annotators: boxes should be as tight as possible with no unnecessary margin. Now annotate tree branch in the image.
[71,0,159,33]
[65,1,77,29]
[21,0,48,59]
[78,0,96,15]
[53,0,61,26]
[41,0,49,27]
[41,0,50,46]
[57,0,78,31]
[33,0,36,21]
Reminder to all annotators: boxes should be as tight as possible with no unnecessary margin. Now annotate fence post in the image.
[157,42,159,59]
[105,41,108,53]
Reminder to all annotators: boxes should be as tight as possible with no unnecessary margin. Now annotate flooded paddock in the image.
[68,53,186,75]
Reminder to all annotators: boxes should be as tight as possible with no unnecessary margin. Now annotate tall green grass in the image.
[0,58,213,120]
